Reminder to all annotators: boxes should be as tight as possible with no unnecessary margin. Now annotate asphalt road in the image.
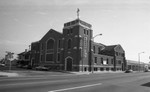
[0,72,150,92]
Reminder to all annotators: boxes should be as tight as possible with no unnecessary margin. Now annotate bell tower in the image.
[62,9,93,72]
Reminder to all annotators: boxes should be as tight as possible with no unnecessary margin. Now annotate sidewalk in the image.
[72,71,124,75]
[0,70,73,77]
[0,70,124,77]
[0,71,19,77]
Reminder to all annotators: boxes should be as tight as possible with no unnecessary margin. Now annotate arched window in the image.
[47,39,54,50]
[67,39,72,49]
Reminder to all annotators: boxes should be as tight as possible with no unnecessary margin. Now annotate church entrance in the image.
[66,57,73,71]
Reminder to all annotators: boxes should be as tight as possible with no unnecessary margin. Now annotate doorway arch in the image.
[65,57,73,71]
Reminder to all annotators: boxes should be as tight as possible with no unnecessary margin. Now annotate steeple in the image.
[63,9,92,29]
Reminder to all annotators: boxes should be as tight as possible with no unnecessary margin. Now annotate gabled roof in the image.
[102,45,118,51]
[93,42,106,46]
[47,29,62,35]
[18,51,31,55]
[40,29,62,41]
[18,52,25,55]
[31,41,39,44]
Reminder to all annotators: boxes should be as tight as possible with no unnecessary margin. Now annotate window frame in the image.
[46,38,55,50]
[101,58,103,65]
[46,53,54,62]
[67,39,72,49]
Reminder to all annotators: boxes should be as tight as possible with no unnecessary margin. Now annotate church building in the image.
[30,11,126,72]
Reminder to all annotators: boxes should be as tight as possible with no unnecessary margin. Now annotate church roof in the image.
[48,29,62,35]
[102,45,118,51]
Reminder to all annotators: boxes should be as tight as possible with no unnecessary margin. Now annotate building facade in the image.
[127,60,150,71]
[28,18,126,72]
[18,49,31,66]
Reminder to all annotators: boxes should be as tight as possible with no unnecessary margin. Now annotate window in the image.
[122,53,124,57]
[25,55,29,59]
[67,29,73,35]
[41,43,44,50]
[94,57,97,64]
[106,58,109,64]
[67,39,72,49]
[111,68,114,71]
[93,46,95,53]
[46,53,53,61]
[40,55,43,61]
[58,40,61,48]
[87,30,88,35]
[98,47,101,54]
[106,68,109,71]
[84,29,86,34]
[84,67,87,71]
[111,59,114,64]
[70,29,73,34]
[47,39,54,50]
[118,60,121,64]
[94,68,98,71]
[57,53,60,62]
[100,68,104,71]
[116,52,118,56]
[67,29,69,34]
[101,58,103,64]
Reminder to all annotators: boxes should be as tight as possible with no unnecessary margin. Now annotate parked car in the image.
[0,63,5,67]
[35,66,49,71]
[144,69,150,72]
[22,65,32,69]
[22,65,28,68]
[125,69,133,73]
[17,64,23,68]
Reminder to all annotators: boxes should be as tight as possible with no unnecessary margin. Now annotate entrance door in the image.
[66,58,72,71]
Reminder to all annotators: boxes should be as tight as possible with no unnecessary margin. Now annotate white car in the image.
[0,63,5,67]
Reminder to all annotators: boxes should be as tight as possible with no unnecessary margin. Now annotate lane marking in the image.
[48,83,102,92]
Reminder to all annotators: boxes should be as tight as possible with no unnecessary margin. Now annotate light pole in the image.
[138,52,144,72]
[90,33,102,73]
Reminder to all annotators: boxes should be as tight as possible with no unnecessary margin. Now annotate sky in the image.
[0,0,150,63]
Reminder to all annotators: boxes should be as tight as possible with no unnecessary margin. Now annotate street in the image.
[0,72,150,92]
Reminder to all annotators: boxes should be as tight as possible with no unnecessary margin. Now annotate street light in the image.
[92,34,103,42]
[138,52,144,72]
[90,33,102,73]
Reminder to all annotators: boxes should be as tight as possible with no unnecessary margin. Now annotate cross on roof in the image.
[77,8,80,19]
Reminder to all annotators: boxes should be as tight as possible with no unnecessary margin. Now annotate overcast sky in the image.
[0,0,150,63]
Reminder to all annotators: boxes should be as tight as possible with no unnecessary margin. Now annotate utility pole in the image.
[138,52,144,72]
